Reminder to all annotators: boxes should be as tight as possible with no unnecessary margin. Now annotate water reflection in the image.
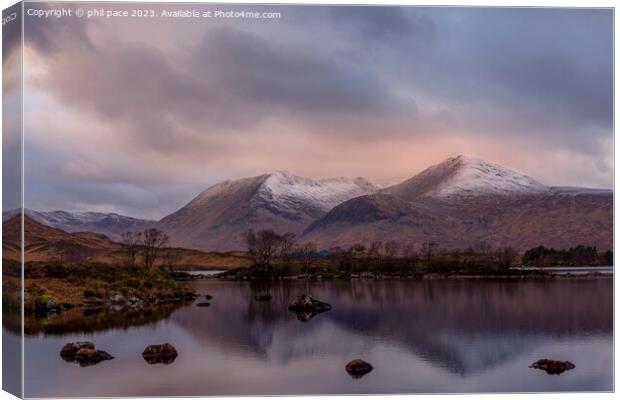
[15,303,186,336]
[176,279,611,375]
[22,278,612,396]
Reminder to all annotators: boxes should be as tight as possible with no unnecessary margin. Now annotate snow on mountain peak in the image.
[260,171,379,211]
[187,171,380,214]
[430,155,548,197]
[386,155,549,201]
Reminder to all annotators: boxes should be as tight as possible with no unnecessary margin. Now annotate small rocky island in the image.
[288,294,332,322]
[530,359,576,375]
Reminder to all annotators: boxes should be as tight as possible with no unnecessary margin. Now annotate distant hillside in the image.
[2,215,250,269]
[2,209,152,241]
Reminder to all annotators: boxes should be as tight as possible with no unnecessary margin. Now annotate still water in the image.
[21,278,612,396]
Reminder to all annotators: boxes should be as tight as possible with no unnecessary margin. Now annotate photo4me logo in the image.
[2,12,17,26]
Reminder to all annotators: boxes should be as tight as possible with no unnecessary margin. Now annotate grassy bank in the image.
[2,260,197,314]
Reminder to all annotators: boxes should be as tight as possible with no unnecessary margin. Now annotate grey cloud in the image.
[328,6,435,40]
[20,5,613,216]
[193,26,406,118]
[383,7,613,153]
[24,144,200,219]
[28,19,411,153]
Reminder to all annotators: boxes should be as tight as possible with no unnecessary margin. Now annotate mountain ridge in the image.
[9,156,612,252]
[385,155,550,201]
[2,208,153,241]
[303,155,612,251]
[154,171,381,251]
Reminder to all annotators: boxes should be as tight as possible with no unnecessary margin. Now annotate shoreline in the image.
[202,269,613,282]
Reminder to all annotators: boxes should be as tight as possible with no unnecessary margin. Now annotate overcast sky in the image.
[10,4,613,219]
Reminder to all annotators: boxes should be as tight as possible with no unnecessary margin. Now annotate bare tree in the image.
[368,241,382,258]
[278,232,297,263]
[143,228,169,268]
[383,240,400,259]
[121,231,143,266]
[498,246,517,268]
[295,241,317,271]
[243,229,291,268]
[421,241,437,262]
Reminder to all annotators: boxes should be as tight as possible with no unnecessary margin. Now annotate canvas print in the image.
[2,2,613,397]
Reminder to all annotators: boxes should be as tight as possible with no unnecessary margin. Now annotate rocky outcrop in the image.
[529,359,575,375]
[346,359,373,379]
[143,343,178,364]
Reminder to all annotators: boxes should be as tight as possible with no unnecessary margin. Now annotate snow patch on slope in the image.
[185,171,380,215]
[259,171,379,212]
[2,209,152,237]
[431,155,548,197]
[2,209,146,224]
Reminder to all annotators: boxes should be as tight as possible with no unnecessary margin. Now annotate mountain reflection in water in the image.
[21,278,612,396]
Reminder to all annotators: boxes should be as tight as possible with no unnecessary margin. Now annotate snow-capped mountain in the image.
[303,155,612,251]
[155,171,379,251]
[7,157,611,252]
[2,208,152,240]
[386,155,548,200]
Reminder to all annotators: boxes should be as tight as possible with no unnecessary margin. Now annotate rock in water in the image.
[60,341,95,360]
[74,348,114,367]
[196,302,211,307]
[529,359,576,375]
[288,294,331,321]
[288,294,331,312]
[346,359,373,379]
[143,343,178,364]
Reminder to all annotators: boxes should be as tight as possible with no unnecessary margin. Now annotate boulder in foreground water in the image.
[143,343,178,364]
[60,342,113,366]
[74,348,114,366]
[346,359,373,379]
[60,341,95,360]
[529,359,575,375]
